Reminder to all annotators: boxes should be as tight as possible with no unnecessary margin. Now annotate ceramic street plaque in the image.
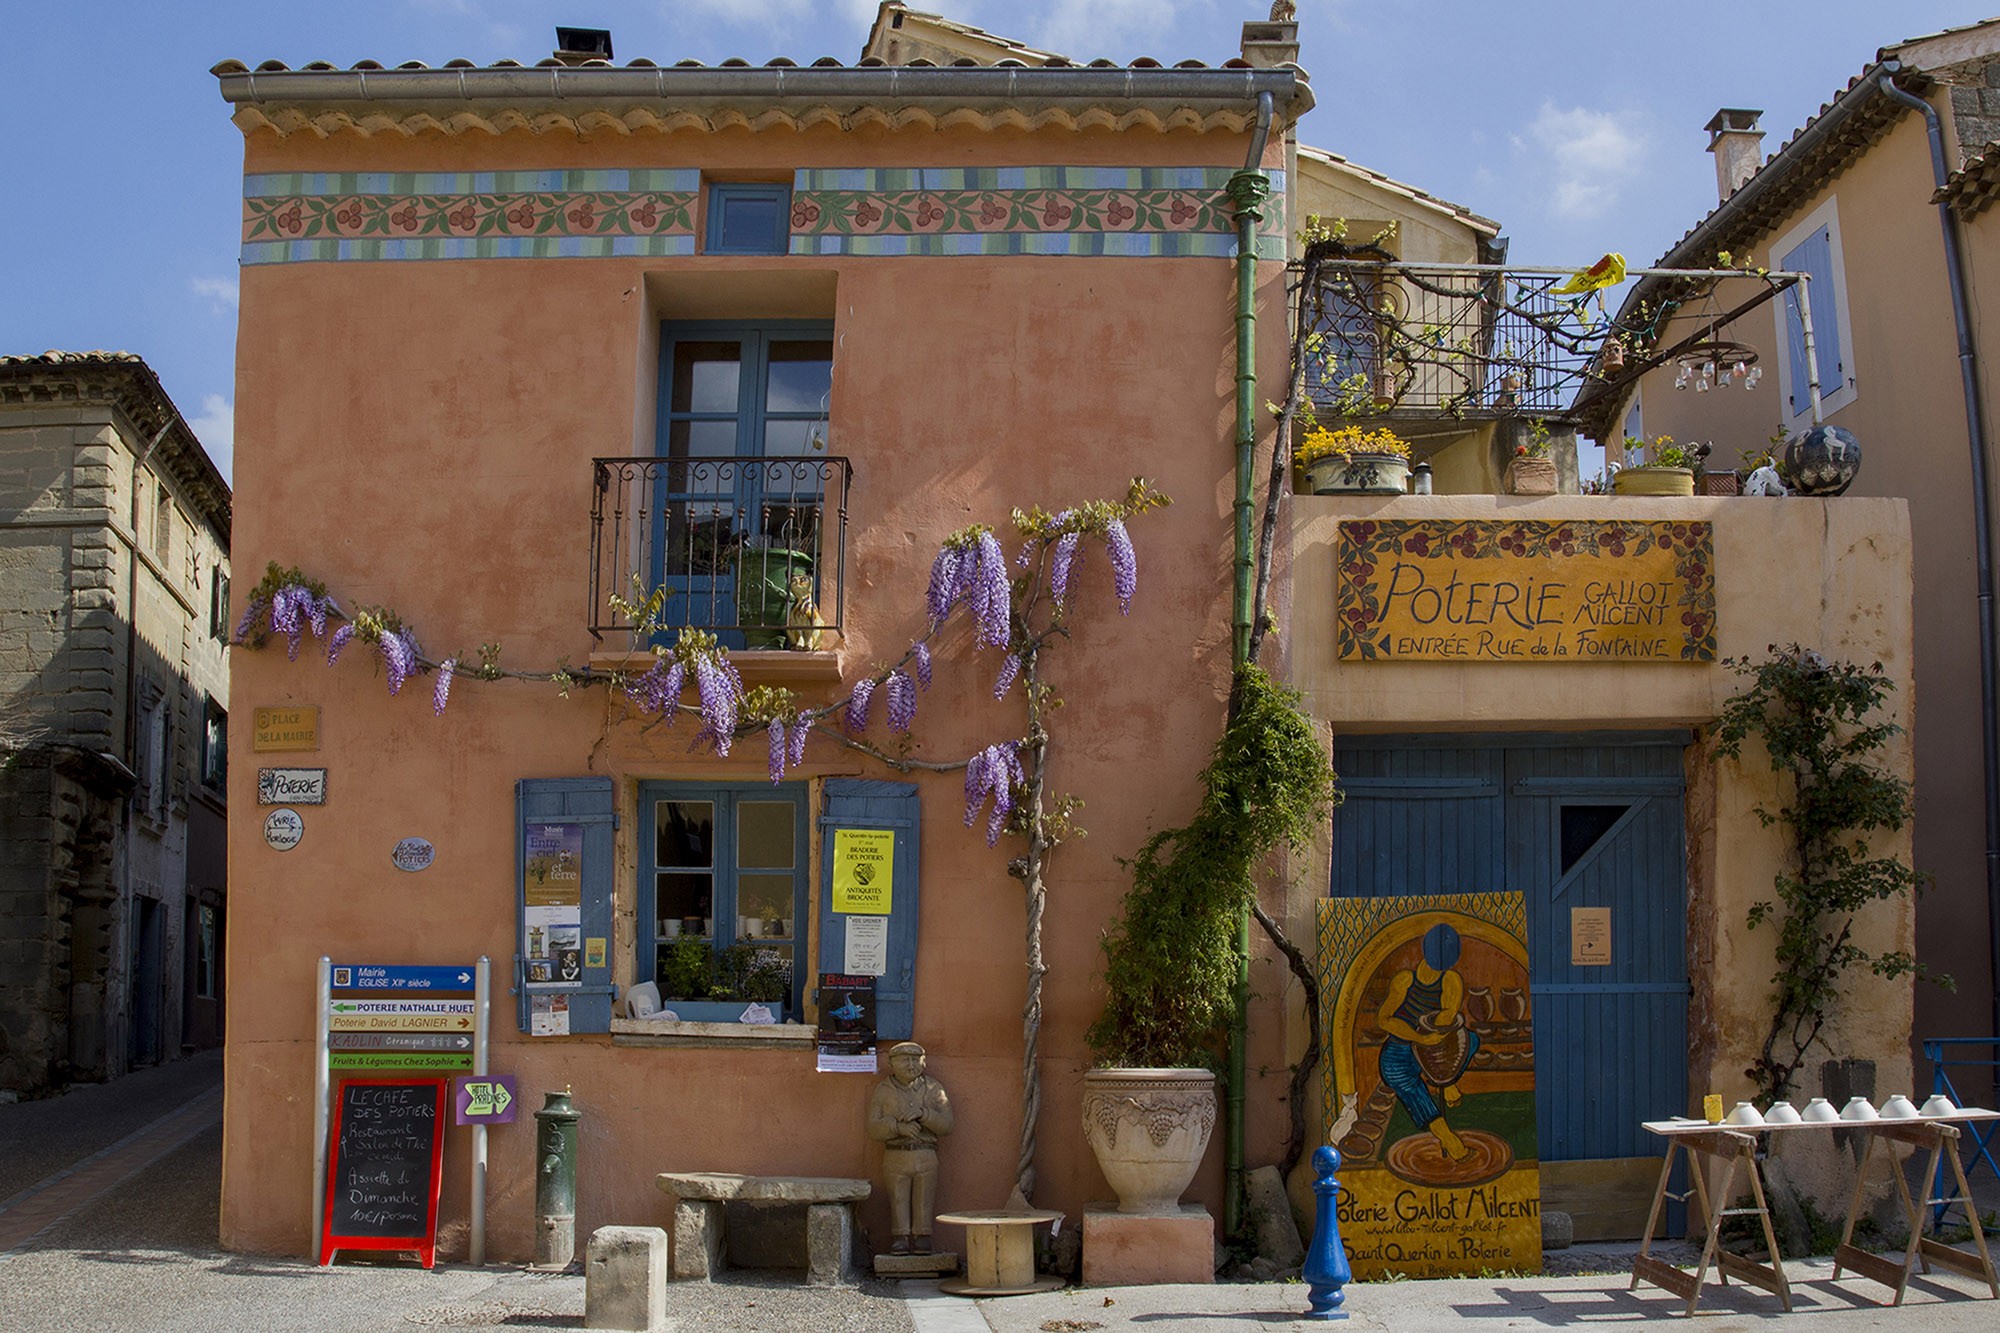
[263,808,304,851]
[258,767,327,805]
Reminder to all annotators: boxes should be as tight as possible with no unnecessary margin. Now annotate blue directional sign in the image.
[330,963,476,993]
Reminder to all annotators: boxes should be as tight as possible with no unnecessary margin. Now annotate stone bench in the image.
[655,1172,870,1286]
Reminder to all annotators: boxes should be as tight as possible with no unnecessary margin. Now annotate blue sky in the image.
[0,1,1985,481]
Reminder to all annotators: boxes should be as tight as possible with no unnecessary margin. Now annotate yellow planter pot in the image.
[1612,466,1695,497]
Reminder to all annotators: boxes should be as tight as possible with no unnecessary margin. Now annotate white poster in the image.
[843,916,889,976]
[530,993,571,1037]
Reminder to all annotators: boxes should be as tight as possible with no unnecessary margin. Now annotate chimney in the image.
[1706,108,1765,201]
[553,27,614,66]
[1239,8,1300,71]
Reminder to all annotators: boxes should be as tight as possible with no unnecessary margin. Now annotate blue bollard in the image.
[1302,1144,1352,1320]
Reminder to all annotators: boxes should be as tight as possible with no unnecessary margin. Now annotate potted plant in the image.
[1296,423,1412,496]
[1612,435,1697,496]
[1504,421,1558,495]
[654,937,790,1022]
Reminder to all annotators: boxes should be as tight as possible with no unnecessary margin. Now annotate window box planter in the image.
[1504,457,1558,495]
[657,999,782,1023]
[1304,451,1410,496]
[1612,466,1695,497]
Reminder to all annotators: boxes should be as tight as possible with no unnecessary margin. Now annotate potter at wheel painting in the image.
[1318,892,1542,1277]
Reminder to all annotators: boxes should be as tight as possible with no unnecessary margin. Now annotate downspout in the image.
[1222,90,1274,1240]
[1878,66,2000,1041]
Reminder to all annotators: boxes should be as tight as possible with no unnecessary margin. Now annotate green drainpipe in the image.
[1222,98,1274,1239]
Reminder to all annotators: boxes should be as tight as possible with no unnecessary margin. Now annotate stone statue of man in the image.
[866,1041,954,1254]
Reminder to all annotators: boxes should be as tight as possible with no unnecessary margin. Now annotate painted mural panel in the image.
[1336,519,1716,663]
[1318,891,1540,1278]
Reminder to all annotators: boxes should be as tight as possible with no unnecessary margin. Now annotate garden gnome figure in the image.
[868,1041,954,1254]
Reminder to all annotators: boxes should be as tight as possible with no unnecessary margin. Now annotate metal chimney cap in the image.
[554,27,613,62]
[1704,107,1763,136]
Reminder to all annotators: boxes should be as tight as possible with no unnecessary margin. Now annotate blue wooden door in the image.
[1330,733,1689,1165]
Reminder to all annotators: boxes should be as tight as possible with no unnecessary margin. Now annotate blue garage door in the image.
[1330,732,1690,1164]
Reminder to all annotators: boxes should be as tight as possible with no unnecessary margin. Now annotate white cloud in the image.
[1521,102,1648,223]
[188,394,235,483]
[1036,0,1194,59]
[190,276,238,311]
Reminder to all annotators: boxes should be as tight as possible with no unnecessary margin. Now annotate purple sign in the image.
[453,1074,518,1125]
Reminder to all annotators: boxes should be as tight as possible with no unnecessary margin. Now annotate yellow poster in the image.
[1336,520,1716,663]
[831,829,894,914]
[1318,891,1541,1279]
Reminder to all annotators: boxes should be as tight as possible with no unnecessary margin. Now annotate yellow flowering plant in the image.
[1295,423,1411,467]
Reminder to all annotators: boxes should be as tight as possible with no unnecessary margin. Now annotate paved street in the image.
[6,1055,2000,1330]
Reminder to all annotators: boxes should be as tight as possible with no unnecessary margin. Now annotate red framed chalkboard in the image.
[320,1077,447,1267]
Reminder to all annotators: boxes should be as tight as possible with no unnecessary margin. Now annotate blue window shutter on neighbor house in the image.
[817,779,921,1041]
[1780,225,1839,415]
[515,777,618,1034]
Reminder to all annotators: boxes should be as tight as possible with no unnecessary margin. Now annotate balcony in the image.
[588,456,850,669]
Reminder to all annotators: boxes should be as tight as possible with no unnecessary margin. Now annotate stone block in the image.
[1542,1209,1574,1250]
[1081,1204,1215,1286]
[1245,1164,1304,1268]
[805,1202,856,1286]
[669,1198,722,1280]
[585,1225,667,1332]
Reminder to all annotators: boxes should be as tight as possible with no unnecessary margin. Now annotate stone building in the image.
[0,352,232,1095]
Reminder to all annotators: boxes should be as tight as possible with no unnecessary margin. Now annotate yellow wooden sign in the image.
[329,1013,475,1032]
[1336,520,1716,663]
[831,829,895,914]
[253,705,320,752]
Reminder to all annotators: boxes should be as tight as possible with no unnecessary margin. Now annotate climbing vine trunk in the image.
[1014,644,1050,1204]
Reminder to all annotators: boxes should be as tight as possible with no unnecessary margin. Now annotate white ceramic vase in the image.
[1081,1068,1218,1215]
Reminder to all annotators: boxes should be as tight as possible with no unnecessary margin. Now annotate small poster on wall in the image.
[831,829,894,914]
[530,993,571,1037]
[1317,891,1540,1279]
[815,973,876,1072]
[523,824,583,990]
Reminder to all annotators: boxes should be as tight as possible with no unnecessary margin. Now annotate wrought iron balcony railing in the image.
[588,456,850,648]
[1292,241,1807,429]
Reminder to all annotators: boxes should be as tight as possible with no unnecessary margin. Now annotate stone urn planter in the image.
[1081,1068,1218,1214]
[1304,452,1409,496]
[1504,456,1558,495]
[1611,466,1695,497]
[1780,423,1862,496]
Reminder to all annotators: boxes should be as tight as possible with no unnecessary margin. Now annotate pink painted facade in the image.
[216,48,1309,1260]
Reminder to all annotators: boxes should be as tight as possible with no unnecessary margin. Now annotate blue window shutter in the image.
[817,779,921,1041]
[516,777,618,1034]
[1780,225,1838,414]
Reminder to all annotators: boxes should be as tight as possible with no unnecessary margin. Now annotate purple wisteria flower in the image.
[270,585,309,660]
[768,719,787,784]
[885,671,917,733]
[970,530,1011,648]
[846,676,875,732]
[963,741,1025,846]
[1048,530,1081,605]
[623,658,683,717]
[992,652,1020,700]
[307,595,329,641]
[912,642,932,690]
[433,658,456,717]
[233,595,269,644]
[326,622,356,666]
[693,656,738,755]
[787,715,811,768]
[925,544,964,625]
[381,629,418,696]
[1106,517,1137,613]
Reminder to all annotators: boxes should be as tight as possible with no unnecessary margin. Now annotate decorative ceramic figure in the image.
[1879,1094,1919,1120]
[1921,1094,1957,1118]
[1801,1097,1840,1123]
[868,1041,955,1255]
[1764,1102,1802,1125]
[1724,1102,1765,1126]
[1840,1097,1879,1121]
[1780,423,1862,496]
[1743,465,1789,496]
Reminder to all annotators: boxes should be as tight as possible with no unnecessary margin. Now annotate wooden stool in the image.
[934,1209,1065,1296]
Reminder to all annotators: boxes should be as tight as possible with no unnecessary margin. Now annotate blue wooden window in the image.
[654,323,833,644]
[640,782,810,1019]
[1779,224,1844,419]
[816,779,922,1040]
[516,777,618,1034]
[706,183,792,255]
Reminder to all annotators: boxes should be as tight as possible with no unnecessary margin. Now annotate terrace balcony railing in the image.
[588,456,850,649]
